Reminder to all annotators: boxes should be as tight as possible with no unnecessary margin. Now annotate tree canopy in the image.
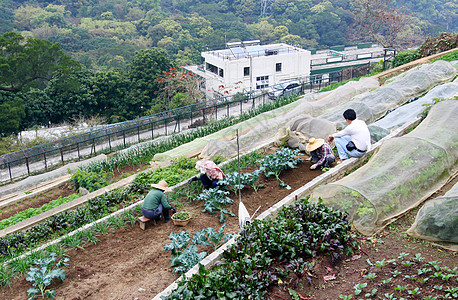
[0,32,80,92]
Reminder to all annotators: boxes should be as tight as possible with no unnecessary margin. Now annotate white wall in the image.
[202,45,311,96]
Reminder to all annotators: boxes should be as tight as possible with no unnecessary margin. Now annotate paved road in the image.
[0,92,291,184]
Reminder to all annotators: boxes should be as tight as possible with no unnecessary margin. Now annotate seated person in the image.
[328,109,371,161]
[188,160,225,189]
[142,180,175,222]
[306,137,336,170]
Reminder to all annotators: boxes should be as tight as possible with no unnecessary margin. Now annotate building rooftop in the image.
[203,42,305,61]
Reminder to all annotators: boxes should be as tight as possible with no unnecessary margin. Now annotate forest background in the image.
[0,0,456,143]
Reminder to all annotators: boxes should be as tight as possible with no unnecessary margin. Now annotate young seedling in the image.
[398,252,409,260]
[414,253,425,262]
[375,259,386,269]
[445,287,458,298]
[363,272,377,280]
[416,277,429,283]
[383,293,396,300]
[417,267,432,275]
[353,282,367,296]
[407,287,421,296]
[428,260,441,271]
[339,295,352,299]
[440,273,453,281]
[364,288,377,298]
[391,270,401,277]
[401,260,414,267]
[395,284,407,291]
[380,277,392,285]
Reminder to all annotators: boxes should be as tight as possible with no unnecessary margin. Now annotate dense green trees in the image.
[0,0,454,137]
[0,31,175,136]
[4,0,453,71]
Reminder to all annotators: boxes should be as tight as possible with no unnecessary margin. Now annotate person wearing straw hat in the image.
[306,137,335,170]
[142,180,176,222]
[188,160,225,189]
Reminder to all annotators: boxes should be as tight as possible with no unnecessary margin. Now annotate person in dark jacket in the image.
[142,180,176,222]
[188,160,225,189]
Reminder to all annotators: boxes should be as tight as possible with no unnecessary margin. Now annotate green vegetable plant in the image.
[26,252,69,299]
[164,225,231,273]
[192,224,234,251]
[354,282,367,295]
[172,211,190,221]
[164,199,358,299]
[257,147,303,188]
[218,170,264,193]
[195,188,235,222]
[70,168,113,192]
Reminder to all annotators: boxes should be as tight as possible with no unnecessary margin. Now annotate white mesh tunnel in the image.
[369,81,458,141]
[309,100,458,236]
[320,60,457,130]
[407,181,458,247]
[194,77,379,160]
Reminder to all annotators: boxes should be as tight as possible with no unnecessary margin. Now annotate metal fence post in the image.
[8,162,12,182]
[43,151,48,171]
[107,131,112,152]
[77,142,81,161]
[123,129,126,148]
[137,122,141,142]
[25,157,30,175]
[60,147,64,165]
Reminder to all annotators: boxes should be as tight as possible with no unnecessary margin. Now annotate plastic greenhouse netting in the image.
[407,181,458,248]
[309,100,458,236]
[194,78,379,160]
[369,81,458,141]
[319,60,457,131]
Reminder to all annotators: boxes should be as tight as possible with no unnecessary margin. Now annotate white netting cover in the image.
[406,181,458,247]
[199,77,378,159]
[309,100,458,235]
[320,60,457,130]
[369,81,458,141]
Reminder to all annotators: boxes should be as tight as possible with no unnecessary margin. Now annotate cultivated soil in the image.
[0,164,150,221]
[1,156,457,300]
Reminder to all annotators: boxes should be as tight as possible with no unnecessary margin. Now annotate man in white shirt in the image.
[328,109,371,161]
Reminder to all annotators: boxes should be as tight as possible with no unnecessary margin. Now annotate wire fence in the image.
[0,65,370,183]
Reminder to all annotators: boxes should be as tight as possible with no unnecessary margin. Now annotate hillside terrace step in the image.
[0,174,71,210]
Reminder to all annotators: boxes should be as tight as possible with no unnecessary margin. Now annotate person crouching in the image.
[306,137,336,170]
[142,180,176,222]
[188,160,225,189]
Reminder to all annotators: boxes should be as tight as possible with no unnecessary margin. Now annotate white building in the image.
[185,41,311,99]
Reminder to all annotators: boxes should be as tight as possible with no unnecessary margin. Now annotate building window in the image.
[244,67,250,76]
[256,75,269,81]
[276,63,282,72]
[206,63,218,74]
[256,84,269,89]
[219,69,224,77]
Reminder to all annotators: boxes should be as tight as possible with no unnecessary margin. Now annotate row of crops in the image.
[0,146,307,287]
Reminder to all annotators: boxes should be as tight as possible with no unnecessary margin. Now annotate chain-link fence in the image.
[0,67,369,184]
